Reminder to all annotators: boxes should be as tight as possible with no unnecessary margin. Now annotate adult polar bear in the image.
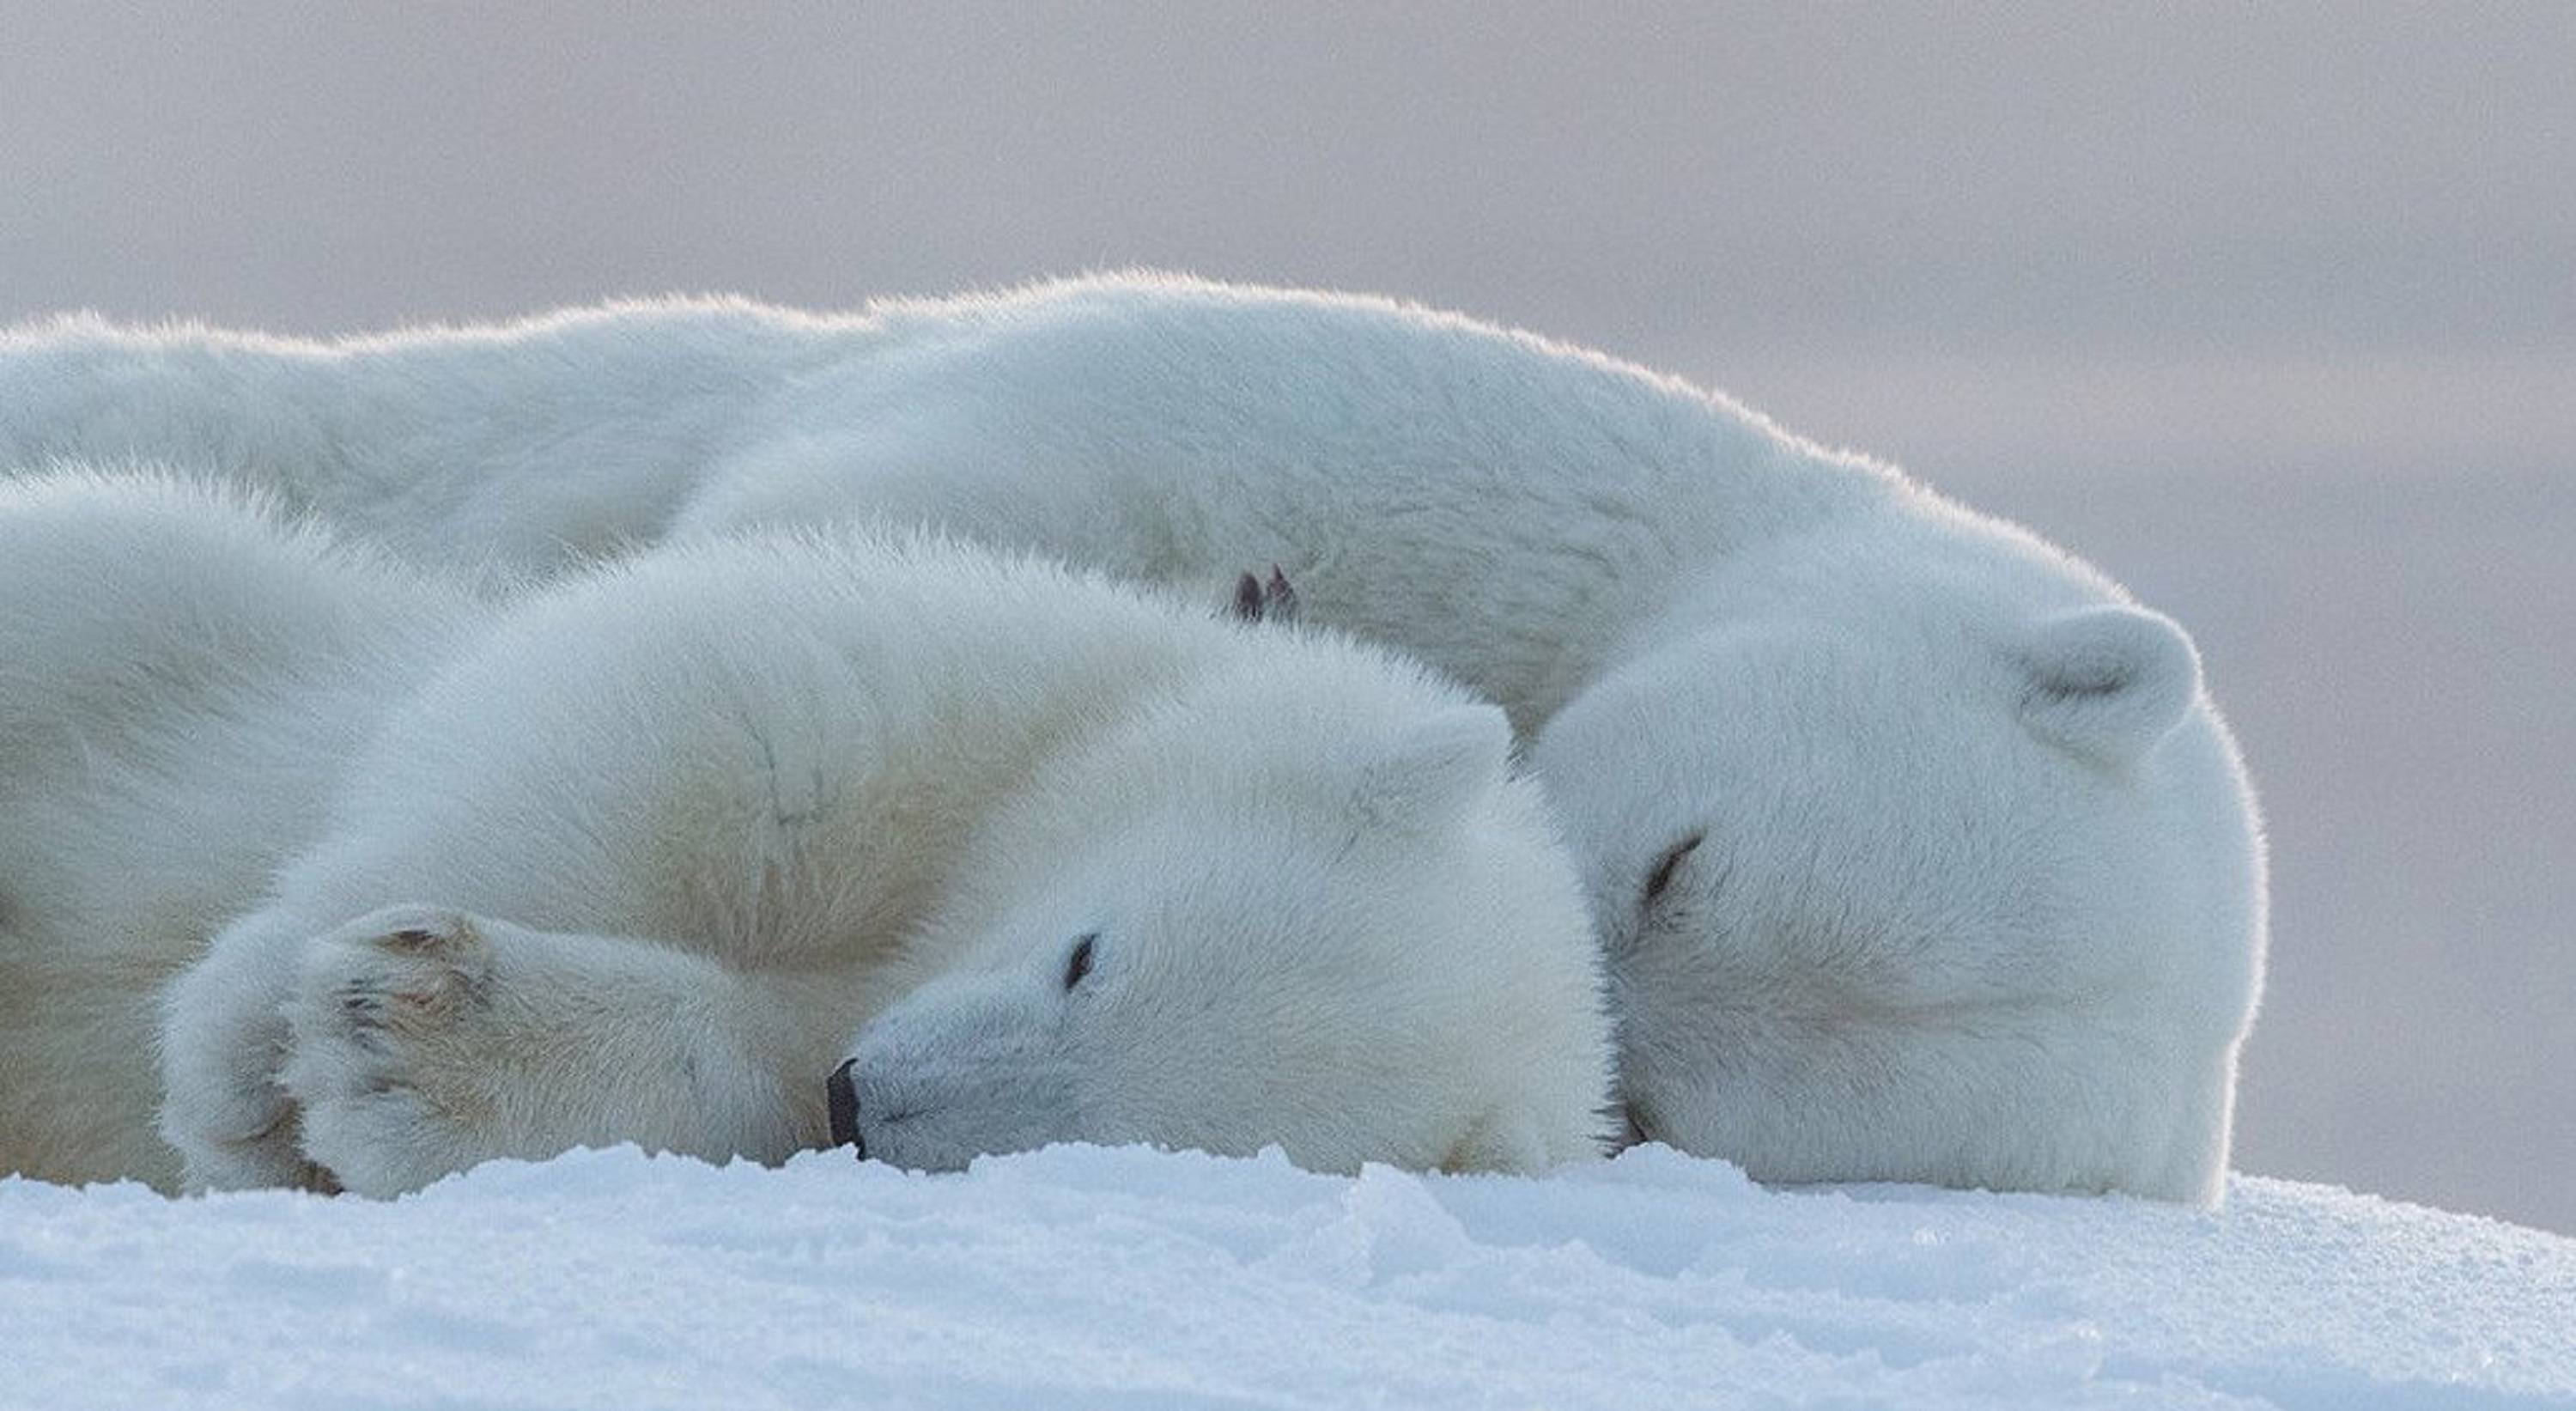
[0,474,1609,1195]
[0,276,2267,1201]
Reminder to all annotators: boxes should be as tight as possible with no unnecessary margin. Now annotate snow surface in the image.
[3,1144,2568,1410]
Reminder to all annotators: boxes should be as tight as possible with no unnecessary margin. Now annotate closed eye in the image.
[1642,833,1704,908]
[1061,933,1099,992]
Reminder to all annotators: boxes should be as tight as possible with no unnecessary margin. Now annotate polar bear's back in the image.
[280,533,1275,969]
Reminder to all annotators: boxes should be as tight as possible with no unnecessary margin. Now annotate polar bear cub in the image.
[0,474,1610,1195]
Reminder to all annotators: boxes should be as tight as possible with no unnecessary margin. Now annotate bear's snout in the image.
[827,1057,864,1159]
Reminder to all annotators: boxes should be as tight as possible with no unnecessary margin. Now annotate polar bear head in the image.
[1533,506,2267,1202]
[836,661,1614,1177]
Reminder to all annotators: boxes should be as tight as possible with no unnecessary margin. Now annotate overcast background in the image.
[4,3,2569,1233]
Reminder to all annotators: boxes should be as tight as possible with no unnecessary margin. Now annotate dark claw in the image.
[826,1057,864,1157]
[1228,566,1299,624]
[1606,1100,1650,1156]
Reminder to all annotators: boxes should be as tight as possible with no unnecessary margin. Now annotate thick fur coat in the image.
[0,475,1610,1195]
[1,276,2266,1200]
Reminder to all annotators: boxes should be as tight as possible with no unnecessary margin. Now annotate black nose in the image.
[827,1057,864,1157]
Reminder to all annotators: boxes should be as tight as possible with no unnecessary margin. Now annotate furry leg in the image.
[279,906,836,1197]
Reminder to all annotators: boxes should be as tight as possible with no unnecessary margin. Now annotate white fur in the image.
[0,276,2265,1201]
[0,475,1610,1195]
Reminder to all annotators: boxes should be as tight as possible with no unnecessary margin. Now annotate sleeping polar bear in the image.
[0,276,2266,1201]
[0,474,1610,1196]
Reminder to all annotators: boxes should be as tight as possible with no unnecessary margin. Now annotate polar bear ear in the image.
[1351,705,1512,830]
[2016,605,2202,764]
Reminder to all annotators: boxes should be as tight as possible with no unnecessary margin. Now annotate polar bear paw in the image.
[281,905,509,1196]
[158,924,339,1194]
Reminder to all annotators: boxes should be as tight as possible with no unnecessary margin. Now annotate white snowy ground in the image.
[3,1144,2568,1411]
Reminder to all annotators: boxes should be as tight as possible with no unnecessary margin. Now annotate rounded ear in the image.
[1351,704,1512,830]
[2016,605,2202,764]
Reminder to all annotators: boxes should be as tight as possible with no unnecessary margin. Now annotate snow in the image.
[3,1144,2567,1410]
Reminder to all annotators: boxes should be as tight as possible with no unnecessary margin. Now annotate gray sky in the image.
[7,7,2569,409]
[6,3,2568,480]
[4,2,2571,1230]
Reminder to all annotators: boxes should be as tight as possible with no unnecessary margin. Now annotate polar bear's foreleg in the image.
[277,906,833,1197]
